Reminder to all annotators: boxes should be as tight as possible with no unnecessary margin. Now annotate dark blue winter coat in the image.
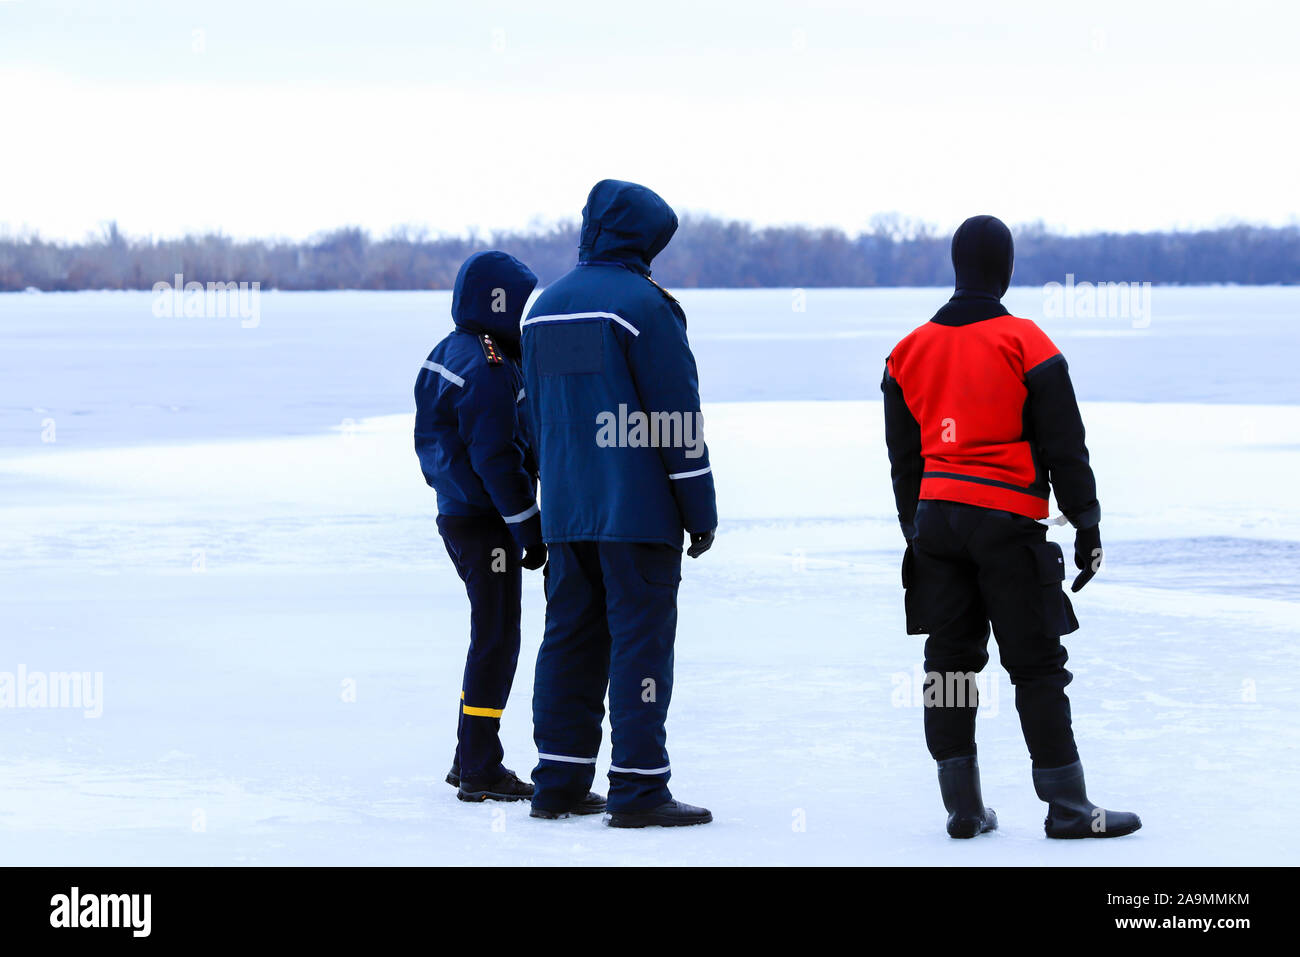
[415,251,543,547]
[521,180,717,547]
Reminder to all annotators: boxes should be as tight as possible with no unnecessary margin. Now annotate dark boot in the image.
[1033,761,1141,839]
[604,800,712,828]
[937,755,998,838]
[530,792,607,820]
[445,765,460,789]
[457,769,534,803]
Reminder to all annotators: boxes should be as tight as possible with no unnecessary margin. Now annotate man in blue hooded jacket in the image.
[415,250,547,803]
[522,180,718,827]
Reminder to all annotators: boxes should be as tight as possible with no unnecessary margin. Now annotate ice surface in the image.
[3,286,1297,451]
[2,398,1296,865]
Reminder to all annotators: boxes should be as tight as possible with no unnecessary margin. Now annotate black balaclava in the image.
[951,215,1014,299]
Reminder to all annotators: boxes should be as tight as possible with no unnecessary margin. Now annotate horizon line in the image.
[3,214,1299,247]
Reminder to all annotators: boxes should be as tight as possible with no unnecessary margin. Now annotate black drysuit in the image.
[884,216,1099,769]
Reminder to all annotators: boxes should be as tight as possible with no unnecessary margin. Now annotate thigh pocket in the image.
[535,321,604,376]
[902,543,927,635]
[1027,541,1080,636]
[633,544,682,588]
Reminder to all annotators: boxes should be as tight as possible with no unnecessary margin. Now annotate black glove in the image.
[687,528,715,559]
[521,543,547,571]
[1071,524,1102,592]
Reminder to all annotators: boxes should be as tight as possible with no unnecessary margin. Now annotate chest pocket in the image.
[535,321,604,376]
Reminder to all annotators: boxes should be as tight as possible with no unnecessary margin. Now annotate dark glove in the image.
[521,543,547,571]
[1071,524,1102,592]
[687,528,715,559]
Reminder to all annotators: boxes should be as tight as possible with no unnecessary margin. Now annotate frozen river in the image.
[1,286,1295,451]
[0,287,1297,865]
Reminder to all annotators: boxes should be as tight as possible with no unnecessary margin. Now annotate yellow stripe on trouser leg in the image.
[462,703,505,718]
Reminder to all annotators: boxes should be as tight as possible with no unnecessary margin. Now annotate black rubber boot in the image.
[530,792,608,820]
[1033,761,1141,839]
[457,769,534,803]
[937,755,998,838]
[445,767,460,788]
[604,800,712,828]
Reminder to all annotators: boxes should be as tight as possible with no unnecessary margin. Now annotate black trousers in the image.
[437,513,522,790]
[904,500,1081,769]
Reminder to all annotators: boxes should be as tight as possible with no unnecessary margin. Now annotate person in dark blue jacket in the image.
[414,250,547,803]
[521,180,718,827]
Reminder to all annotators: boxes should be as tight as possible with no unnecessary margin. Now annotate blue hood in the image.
[578,179,679,274]
[451,250,539,351]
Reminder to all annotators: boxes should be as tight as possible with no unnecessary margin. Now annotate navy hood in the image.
[951,215,1014,299]
[578,179,679,274]
[451,250,538,353]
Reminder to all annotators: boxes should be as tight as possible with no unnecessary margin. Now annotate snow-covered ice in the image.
[2,396,1296,865]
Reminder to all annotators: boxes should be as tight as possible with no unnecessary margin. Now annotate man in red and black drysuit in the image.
[882,215,1140,840]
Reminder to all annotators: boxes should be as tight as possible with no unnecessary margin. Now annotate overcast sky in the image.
[1,0,1295,240]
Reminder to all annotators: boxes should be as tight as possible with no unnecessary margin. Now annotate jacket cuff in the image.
[504,508,543,548]
[677,489,718,536]
[670,468,717,535]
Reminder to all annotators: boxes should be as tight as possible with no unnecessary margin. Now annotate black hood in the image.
[951,214,1014,299]
[931,215,1014,326]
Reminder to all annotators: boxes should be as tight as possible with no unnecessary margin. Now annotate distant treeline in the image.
[2,216,1298,291]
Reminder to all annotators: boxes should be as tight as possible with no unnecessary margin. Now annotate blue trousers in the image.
[532,542,681,813]
[437,513,522,790]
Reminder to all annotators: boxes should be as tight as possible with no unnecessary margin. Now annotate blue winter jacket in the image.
[521,180,717,547]
[414,251,543,548]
